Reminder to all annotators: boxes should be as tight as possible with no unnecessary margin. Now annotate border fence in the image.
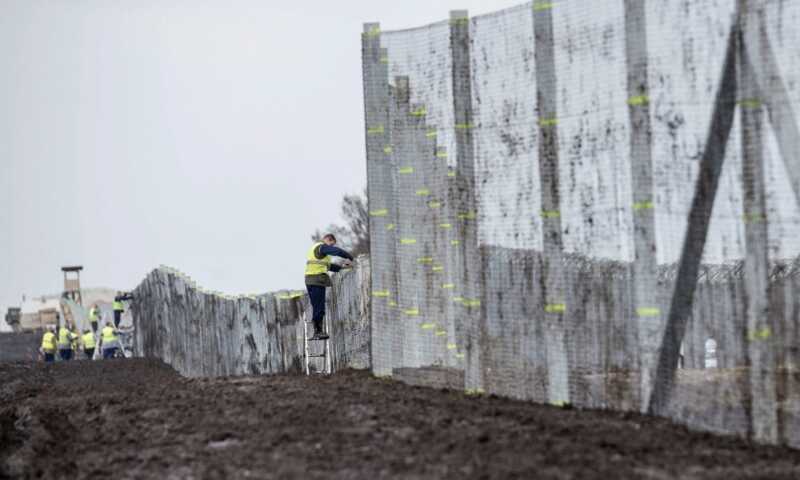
[362,0,800,446]
[132,261,370,378]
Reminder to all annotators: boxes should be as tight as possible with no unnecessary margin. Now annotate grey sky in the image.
[0,0,523,320]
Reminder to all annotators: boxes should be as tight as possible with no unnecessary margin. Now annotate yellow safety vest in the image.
[304,242,331,276]
[101,326,118,344]
[88,307,98,321]
[82,332,96,349]
[41,332,57,353]
[113,301,123,311]
[57,328,74,349]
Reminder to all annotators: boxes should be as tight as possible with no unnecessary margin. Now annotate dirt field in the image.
[2,360,800,479]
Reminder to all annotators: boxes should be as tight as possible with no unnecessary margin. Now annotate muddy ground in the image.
[2,359,800,479]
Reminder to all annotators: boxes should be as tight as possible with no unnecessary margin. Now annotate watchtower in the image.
[61,265,84,306]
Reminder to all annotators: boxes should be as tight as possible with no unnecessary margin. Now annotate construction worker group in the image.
[39,300,126,363]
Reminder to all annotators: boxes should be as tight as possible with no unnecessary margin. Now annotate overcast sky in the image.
[0,0,523,323]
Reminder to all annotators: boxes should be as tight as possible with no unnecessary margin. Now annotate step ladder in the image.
[303,316,331,376]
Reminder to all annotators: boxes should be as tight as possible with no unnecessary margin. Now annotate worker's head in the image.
[322,233,337,246]
[106,321,112,327]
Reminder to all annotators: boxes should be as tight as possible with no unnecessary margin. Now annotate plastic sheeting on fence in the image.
[131,259,370,378]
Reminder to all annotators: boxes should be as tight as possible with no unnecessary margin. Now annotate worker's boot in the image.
[312,319,329,340]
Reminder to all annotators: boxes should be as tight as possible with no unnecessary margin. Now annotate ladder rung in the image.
[308,354,326,358]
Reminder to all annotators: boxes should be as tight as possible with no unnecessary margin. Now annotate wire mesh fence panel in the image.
[363,0,800,447]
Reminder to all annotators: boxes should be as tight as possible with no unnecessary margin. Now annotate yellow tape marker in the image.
[421,323,436,330]
[458,212,476,220]
[541,210,560,219]
[367,125,385,135]
[386,223,396,231]
[389,300,398,307]
[417,257,434,264]
[435,330,447,337]
[379,56,389,64]
[738,98,762,109]
[462,299,481,308]
[743,213,767,224]
[411,107,427,117]
[400,238,417,245]
[539,117,558,127]
[277,294,291,300]
[370,209,389,217]
[426,129,438,138]
[450,17,469,25]
[290,291,304,299]
[416,188,431,196]
[399,166,414,174]
[383,145,393,154]
[432,265,444,272]
[455,123,475,130]
[748,326,772,341]
[404,308,420,316]
[440,223,452,229]
[636,307,661,317]
[533,2,555,11]
[428,201,442,209]
[447,343,457,350]
[447,171,456,178]
[454,296,465,302]
[545,303,566,314]
[436,150,449,158]
[627,95,649,106]
[451,240,461,246]
[372,290,390,298]
[455,353,465,359]
[633,201,654,211]
[442,283,456,289]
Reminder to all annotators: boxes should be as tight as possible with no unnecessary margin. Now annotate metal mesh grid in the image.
[363,0,800,446]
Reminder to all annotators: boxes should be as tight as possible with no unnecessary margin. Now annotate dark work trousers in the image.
[84,348,95,359]
[44,353,55,363]
[91,321,98,333]
[306,285,327,332]
[114,310,122,328]
[59,349,73,361]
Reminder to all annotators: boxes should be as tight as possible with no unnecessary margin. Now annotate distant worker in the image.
[81,328,96,359]
[70,326,81,352]
[40,326,57,363]
[99,321,120,359]
[57,324,78,361]
[88,304,100,332]
[113,296,124,328]
[304,234,354,340]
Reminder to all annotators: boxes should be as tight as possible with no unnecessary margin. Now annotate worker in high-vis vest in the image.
[113,297,124,328]
[100,322,120,359]
[57,325,78,361]
[40,326,57,363]
[88,305,100,332]
[304,233,354,340]
[81,329,96,359]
